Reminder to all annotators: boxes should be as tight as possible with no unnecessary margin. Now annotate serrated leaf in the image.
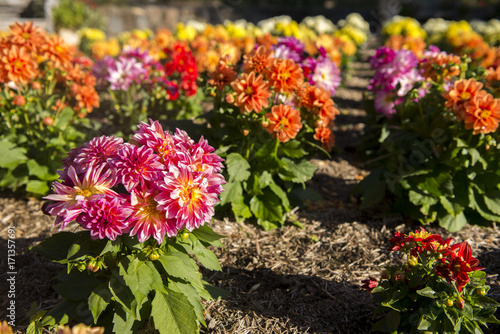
[439,196,464,217]
[118,257,155,308]
[483,192,500,216]
[53,107,74,129]
[30,232,84,263]
[0,139,27,169]
[438,212,467,232]
[151,290,198,334]
[157,253,203,287]
[192,225,224,248]
[278,158,316,184]
[25,180,50,195]
[99,237,123,256]
[416,286,436,299]
[26,159,58,181]
[279,140,307,158]
[168,280,206,326]
[112,306,139,334]
[249,190,284,226]
[27,321,44,334]
[268,179,290,211]
[192,246,221,271]
[88,282,112,323]
[225,153,251,182]
[218,180,242,207]
[109,272,139,319]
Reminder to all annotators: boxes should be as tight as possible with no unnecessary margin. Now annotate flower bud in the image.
[242,129,249,136]
[87,259,99,272]
[408,256,418,266]
[381,270,391,280]
[31,81,41,90]
[455,297,465,309]
[77,263,87,272]
[225,93,235,104]
[13,95,26,106]
[149,251,160,261]
[180,231,190,239]
[43,117,54,126]
[394,270,404,281]
[444,299,454,307]
[476,288,486,296]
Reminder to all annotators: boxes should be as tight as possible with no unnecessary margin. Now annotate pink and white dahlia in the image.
[77,195,132,240]
[43,165,118,229]
[73,135,123,174]
[310,59,341,97]
[132,119,179,165]
[156,164,220,232]
[107,56,148,91]
[127,183,179,244]
[111,144,164,191]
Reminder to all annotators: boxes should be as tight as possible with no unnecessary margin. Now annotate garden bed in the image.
[1,40,500,333]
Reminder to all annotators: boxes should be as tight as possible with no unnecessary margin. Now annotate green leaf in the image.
[258,171,273,188]
[53,107,74,129]
[25,180,50,195]
[41,299,92,326]
[409,190,438,207]
[231,199,253,222]
[118,257,156,308]
[417,316,432,330]
[249,190,284,227]
[157,252,204,288]
[27,321,44,334]
[26,159,58,181]
[88,282,112,323]
[168,279,206,326]
[109,272,139,319]
[191,246,221,271]
[268,178,290,212]
[218,180,242,207]
[0,139,27,169]
[483,191,500,216]
[416,286,436,299]
[279,140,307,158]
[53,271,103,301]
[225,153,251,182]
[439,196,464,217]
[278,158,317,184]
[99,237,123,256]
[469,148,488,169]
[254,139,279,161]
[112,305,139,334]
[192,225,225,248]
[151,290,198,334]
[438,212,467,232]
[31,232,84,263]
[356,168,387,208]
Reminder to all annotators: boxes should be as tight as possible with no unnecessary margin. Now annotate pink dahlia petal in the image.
[127,183,179,244]
[77,195,132,240]
[74,135,124,173]
[111,144,165,191]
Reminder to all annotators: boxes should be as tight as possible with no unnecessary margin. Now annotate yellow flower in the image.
[176,22,197,41]
[78,27,106,41]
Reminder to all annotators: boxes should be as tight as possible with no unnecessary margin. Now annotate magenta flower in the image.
[77,195,132,240]
[127,183,179,244]
[156,164,219,232]
[73,135,124,174]
[272,36,305,63]
[310,58,341,96]
[132,119,179,165]
[107,56,148,91]
[111,144,165,191]
[43,165,118,229]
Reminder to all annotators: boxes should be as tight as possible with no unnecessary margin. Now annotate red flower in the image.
[361,277,378,292]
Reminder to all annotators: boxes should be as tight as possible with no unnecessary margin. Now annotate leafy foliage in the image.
[29,226,226,334]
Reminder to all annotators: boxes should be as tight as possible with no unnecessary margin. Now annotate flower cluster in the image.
[43,119,225,244]
[368,46,424,116]
[361,228,499,333]
[0,21,100,115]
[211,44,340,150]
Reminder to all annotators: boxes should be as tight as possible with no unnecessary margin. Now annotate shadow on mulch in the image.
[202,267,375,334]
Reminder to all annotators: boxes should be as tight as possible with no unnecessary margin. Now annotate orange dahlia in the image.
[72,84,100,113]
[242,45,274,76]
[264,104,303,143]
[8,21,46,52]
[268,58,304,94]
[0,45,38,84]
[420,52,461,81]
[443,78,486,120]
[42,35,75,67]
[485,66,500,89]
[208,59,237,91]
[231,71,271,113]
[314,126,335,152]
[463,93,500,134]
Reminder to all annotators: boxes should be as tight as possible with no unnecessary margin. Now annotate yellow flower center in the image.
[21,32,31,40]
[55,45,65,53]
[280,71,291,80]
[13,59,23,70]
[180,185,201,204]
[140,198,158,216]
[77,188,93,198]
[460,91,471,101]
[244,86,254,95]
[480,109,491,119]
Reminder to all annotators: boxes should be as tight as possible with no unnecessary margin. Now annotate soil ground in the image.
[1,39,500,334]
